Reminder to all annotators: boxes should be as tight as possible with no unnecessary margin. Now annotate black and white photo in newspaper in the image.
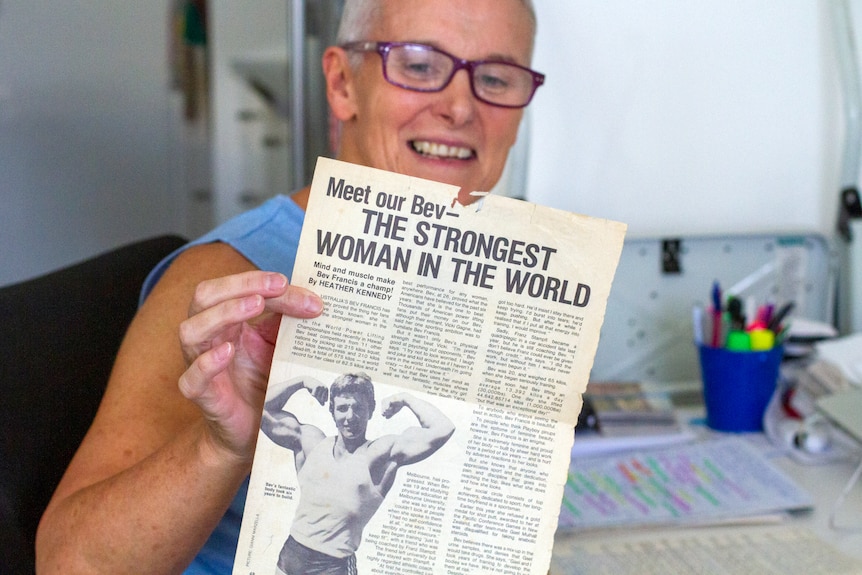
[233,157,626,575]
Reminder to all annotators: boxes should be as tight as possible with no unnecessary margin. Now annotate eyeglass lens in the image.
[384,44,537,108]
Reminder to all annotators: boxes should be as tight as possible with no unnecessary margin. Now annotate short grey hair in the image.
[335,0,382,45]
[336,0,537,60]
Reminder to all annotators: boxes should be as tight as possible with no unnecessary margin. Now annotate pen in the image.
[750,303,771,330]
[763,302,775,326]
[692,305,704,345]
[744,296,756,330]
[767,301,795,332]
[711,281,722,347]
[727,296,745,331]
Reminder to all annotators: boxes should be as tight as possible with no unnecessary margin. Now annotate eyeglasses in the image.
[341,41,545,109]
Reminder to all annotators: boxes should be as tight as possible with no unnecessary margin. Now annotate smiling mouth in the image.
[411,140,474,160]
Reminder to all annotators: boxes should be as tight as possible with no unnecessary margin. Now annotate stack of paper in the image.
[559,437,813,531]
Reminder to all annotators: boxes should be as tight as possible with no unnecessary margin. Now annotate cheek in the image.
[356,110,407,163]
[491,113,523,149]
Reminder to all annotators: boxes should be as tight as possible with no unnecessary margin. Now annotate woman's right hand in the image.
[176,270,323,462]
[38,241,323,574]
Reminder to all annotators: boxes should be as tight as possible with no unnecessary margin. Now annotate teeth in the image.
[412,141,473,159]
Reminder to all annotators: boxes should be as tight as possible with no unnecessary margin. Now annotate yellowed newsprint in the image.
[233,157,626,575]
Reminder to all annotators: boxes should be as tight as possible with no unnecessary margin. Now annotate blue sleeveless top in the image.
[139,195,305,574]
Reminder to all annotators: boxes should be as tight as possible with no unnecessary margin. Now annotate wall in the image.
[3,2,861,285]
[0,0,180,286]
[208,0,342,225]
[525,1,848,239]
[209,0,291,225]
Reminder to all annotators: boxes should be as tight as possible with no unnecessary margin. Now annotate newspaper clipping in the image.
[233,158,627,575]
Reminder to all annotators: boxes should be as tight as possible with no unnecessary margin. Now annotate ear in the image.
[323,46,358,121]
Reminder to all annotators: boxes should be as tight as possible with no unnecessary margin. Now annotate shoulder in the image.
[363,434,399,459]
[140,195,306,304]
[302,432,332,459]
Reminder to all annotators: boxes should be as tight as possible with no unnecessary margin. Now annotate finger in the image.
[180,294,266,360]
[265,285,324,318]
[178,341,233,404]
[189,271,288,317]
[246,311,283,346]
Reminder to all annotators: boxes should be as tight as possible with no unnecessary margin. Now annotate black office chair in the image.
[0,234,186,574]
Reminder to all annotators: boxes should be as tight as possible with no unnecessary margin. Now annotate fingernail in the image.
[305,295,324,314]
[215,342,232,361]
[244,294,264,311]
[267,273,288,290]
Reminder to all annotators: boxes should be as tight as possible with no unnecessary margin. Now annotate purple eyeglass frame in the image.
[341,41,545,108]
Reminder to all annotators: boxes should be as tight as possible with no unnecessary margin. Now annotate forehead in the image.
[333,393,367,408]
[374,0,534,65]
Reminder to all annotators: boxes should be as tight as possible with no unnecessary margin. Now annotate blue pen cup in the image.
[697,344,784,432]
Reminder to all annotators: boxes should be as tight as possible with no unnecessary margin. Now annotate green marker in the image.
[725,330,751,351]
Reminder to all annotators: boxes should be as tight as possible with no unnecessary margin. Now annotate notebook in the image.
[815,388,862,445]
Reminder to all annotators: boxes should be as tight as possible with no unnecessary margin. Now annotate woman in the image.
[36,0,542,572]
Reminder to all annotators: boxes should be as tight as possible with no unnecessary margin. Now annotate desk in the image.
[550,395,862,573]
[772,446,862,560]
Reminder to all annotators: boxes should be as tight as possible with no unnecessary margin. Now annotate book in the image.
[571,381,696,457]
[232,157,626,575]
[581,382,678,432]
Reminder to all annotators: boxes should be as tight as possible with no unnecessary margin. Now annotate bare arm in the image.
[35,242,323,575]
[260,376,328,452]
[380,393,455,465]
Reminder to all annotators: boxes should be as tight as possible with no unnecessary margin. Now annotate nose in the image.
[434,68,477,126]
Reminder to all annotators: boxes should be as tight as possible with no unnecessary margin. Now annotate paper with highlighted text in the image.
[233,157,626,575]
